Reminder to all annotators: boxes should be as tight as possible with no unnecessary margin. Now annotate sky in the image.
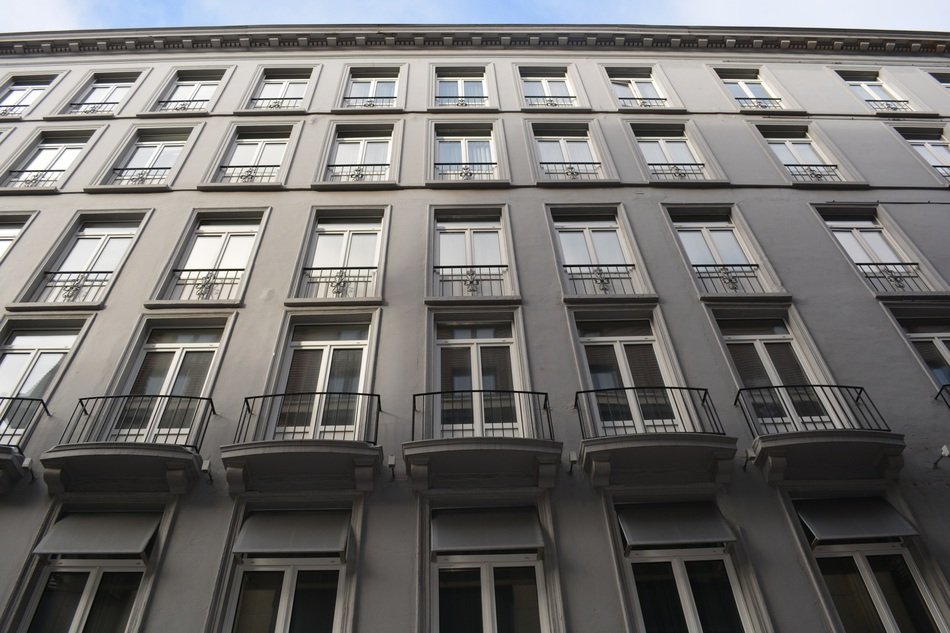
[2,0,950,34]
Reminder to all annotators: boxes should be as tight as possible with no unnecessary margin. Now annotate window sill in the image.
[144,299,243,309]
[197,181,286,191]
[137,110,210,118]
[537,178,621,188]
[737,107,808,116]
[873,109,940,118]
[646,178,731,188]
[0,186,60,196]
[424,295,521,306]
[617,105,688,114]
[84,184,171,194]
[873,290,950,302]
[789,179,868,190]
[311,180,399,191]
[43,112,116,121]
[426,178,510,189]
[330,106,404,115]
[284,297,383,307]
[699,292,793,304]
[521,105,592,113]
[233,107,308,116]
[0,114,23,122]
[426,106,499,113]
[6,301,104,312]
[562,293,658,305]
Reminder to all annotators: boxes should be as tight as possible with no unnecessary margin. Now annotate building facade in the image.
[0,23,949,633]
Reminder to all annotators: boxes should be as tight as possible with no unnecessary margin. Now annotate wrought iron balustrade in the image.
[0,397,49,452]
[937,385,950,409]
[0,104,29,116]
[411,390,553,441]
[735,97,784,109]
[155,99,209,112]
[648,163,707,181]
[525,95,577,107]
[297,267,378,299]
[865,99,912,112]
[235,392,380,444]
[854,262,928,293]
[165,268,244,301]
[433,266,509,297]
[539,162,602,181]
[4,170,65,188]
[340,96,396,108]
[785,164,842,182]
[934,165,950,181]
[325,164,390,182]
[34,271,112,303]
[61,395,216,451]
[435,95,488,106]
[735,384,888,438]
[216,164,280,183]
[247,97,303,110]
[433,162,499,181]
[562,264,635,295]
[110,167,171,186]
[692,264,765,294]
[574,386,723,439]
[65,101,119,114]
[618,97,667,108]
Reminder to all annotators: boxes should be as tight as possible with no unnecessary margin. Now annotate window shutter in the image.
[726,343,773,388]
[765,342,810,385]
[624,344,666,387]
[284,349,324,393]
[129,352,174,395]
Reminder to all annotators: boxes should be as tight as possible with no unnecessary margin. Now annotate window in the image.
[606,68,666,108]
[897,128,950,181]
[716,68,782,109]
[34,221,137,303]
[65,73,138,115]
[25,565,143,633]
[0,75,54,116]
[433,214,509,297]
[553,214,636,295]
[154,69,222,113]
[165,219,259,301]
[521,68,576,107]
[897,317,950,387]
[533,124,602,181]
[672,211,767,293]
[435,68,488,106]
[297,217,381,299]
[109,129,188,186]
[0,219,25,260]
[325,126,392,183]
[4,132,91,188]
[434,124,497,181]
[823,212,929,293]
[633,125,707,181]
[837,70,911,112]
[247,68,311,110]
[215,128,289,184]
[342,69,398,108]
[931,72,950,90]
[760,126,841,182]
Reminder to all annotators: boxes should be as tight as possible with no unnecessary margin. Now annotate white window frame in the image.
[216,131,289,183]
[907,135,950,177]
[433,218,509,296]
[674,219,755,267]
[845,77,904,105]
[166,219,259,301]
[110,134,186,186]
[901,320,950,387]
[633,130,708,181]
[249,72,310,110]
[824,218,909,265]
[520,73,576,107]
[68,76,136,114]
[155,72,221,112]
[552,217,638,295]
[6,135,88,188]
[672,216,772,293]
[0,76,53,117]
[0,219,26,262]
[434,132,497,178]
[343,73,398,107]
[609,73,665,108]
[766,136,832,166]
[326,133,392,182]
[533,130,602,181]
[722,76,780,108]
[435,72,488,107]
[298,218,383,299]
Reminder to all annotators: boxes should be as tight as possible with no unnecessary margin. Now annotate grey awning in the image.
[233,511,350,556]
[797,498,917,544]
[431,508,544,554]
[617,502,735,551]
[34,513,161,556]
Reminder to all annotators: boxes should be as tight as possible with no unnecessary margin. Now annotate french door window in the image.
[761,128,841,182]
[249,71,310,110]
[0,221,24,260]
[24,564,143,633]
[299,219,381,299]
[521,74,575,106]
[434,219,507,297]
[899,318,950,386]
[635,131,706,180]
[555,219,634,295]
[167,220,258,301]
[716,69,782,109]
[674,219,764,293]
[907,136,950,180]
[5,135,88,188]
[436,72,487,106]
[217,132,288,183]
[229,563,342,633]
[326,134,391,182]
[156,71,221,112]
[36,222,137,303]
[435,133,496,180]
[609,72,665,108]
[839,72,910,111]
[0,77,52,116]
[343,74,397,107]
[825,217,927,292]
[111,132,185,185]
[535,131,601,180]
[66,76,136,114]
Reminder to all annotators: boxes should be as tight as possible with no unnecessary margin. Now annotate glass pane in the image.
[347,81,370,98]
[638,140,667,164]
[90,237,131,272]
[288,570,339,633]
[725,83,747,99]
[278,349,323,433]
[463,81,484,97]
[438,232,467,267]
[768,142,797,165]
[0,353,30,397]
[585,346,632,428]
[184,235,224,270]
[912,341,950,385]
[332,142,361,164]
[169,351,213,397]
[257,82,283,99]
[85,85,111,103]
[437,323,512,340]
[59,238,100,271]
[258,142,286,166]
[472,231,502,266]
[548,80,570,96]
[146,329,222,344]
[152,145,182,169]
[170,84,196,100]
[125,145,157,169]
[363,141,390,164]
[284,349,324,393]
[129,351,174,396]
[747,82,772,99]
[634,80,660,99]
[710,231,749,265]
[374,81,396,98]
[322,349,363,427]
[869,555,939,633]
[565,140,594,163]
[291,324,368,342]
[26,147,60,171]
[346,233,378,267]
[625,344,674,423]
[81,572,142,633]
[467,141,492,164]
[438,568,483,633]
[576,320,652,338]
[194,84,217,100]
[666,141,697,164]
[437,80,458,97]
[26,572,89,633]
[50,147,82,170]
[218,235,255,269]
[866,84,893,100]
[437,140,462,164]
[18,352,65,398]
[494,566,542,633]
[833,231,872,262]
[611,80,634,99]
[727,343,774,389]
[232,571,283,633]
[632,562,689,633]
[523,80,544,96]
[6,331,78,348]
[793,142,824,164]
[685,560,746,633]
[678,230,716,265]
[285,82,307,99]
[590,230,625,265]
[557,231,592,265]
[227,143,259,166]
[817,557,888,633]
[312,233,344,268]
[862,232,902,262]
[536,140,564,163]
[441,347,472,392]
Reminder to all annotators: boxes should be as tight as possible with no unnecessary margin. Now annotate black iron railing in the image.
[0,397,49,453]
[539,162,602,181]
[235,392,381,444]
[297,267,378,299]
[574,387,723,439]
[435,95,488,106]
[618,97,667,108]
[35,271,112,303]
[854,262,928,293]
[937,385,950,409]
[525,95,577,107]
[155,99,209,112]
[563,264,635,295]
[0,104,29,116]
[934,165,950,181]
[785,164,842,182]
[5,170,64,188]
[216,165,280,184]
[325,164,390,182]
[61,395,216,451]
[693,264,765,294]
[433,266,509,297]
[341,96,396,108]
[411,390,554,441]
[65,101,119,114]
[110,167,171,186]
[735,97,783,109]
[433,163,498,181]
[165,269,244,301]
[865,100,912,112]
[648,163,707,181]
[735,385,889,438]
[247,97,303,110]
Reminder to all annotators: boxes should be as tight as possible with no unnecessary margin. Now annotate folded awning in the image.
[34,513,161,556]
[431,508,544,554]
[617,502,735,551]
[797,498,916,544]
[233,511,350,556]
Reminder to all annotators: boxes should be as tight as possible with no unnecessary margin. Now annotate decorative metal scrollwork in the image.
[880,266,907,290]
[330,269,350,297]
[463,268,481,294]
[238,168,258,183]
[592,267,612,294]
[350,166,365,181]
[717,266,740,291]
[459,165,474,180]
[60,275,86,301]
[564,164,579,180]
[194,271,218,299]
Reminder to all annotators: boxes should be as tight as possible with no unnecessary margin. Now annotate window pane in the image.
[634,80,660,99]
[472,231,502,266]
[257,82,283,99]
[536,140,564,163]
[463,81,484,97]
[437,140,462,164]
[438,568,483,633]
[285,82,307,99]
[194,84,217,100]
[326,348,362,393]
[90,237,131,272]
[346,233,378,268]
[374,81,396,98]
[81,572,142,633]
[27,572,89,633]
[666,141,697,164]
[565,140,594,163]
[868,555,939,633]
[710,231,749,265]
[17,352,65,398]
[227,143,259,166]
[494,566,542,633]
[51,148,82,171]
[146,329,222,344]
[746,82,772,99]
[437,80,458,97]
[547,80,570,97]
[793,142,823,164]
[0,353,30,397]
[611,80,634,99]
[332,142,360,164]
[152,145,182,169]
[678,230,716,265]
[523,80,544,96]
[169,350,213,397]
[685,560,746,633]
[258,142,287,166]
[125,145,157,169]
[59,238,100,271]
[347,81,370,98]
[184,235,224,269]
[727,343,774,389]
[218,235,255,269]
[441,347,472,391]
[232,571,283,633]
[129,351,174,395]
[768,142,797,165]
[467,140,492,164]
[480,346,513,391]
[438,232,466,267]
[632,562,689,633]
[590,230,625,264]
[912,341,950,385]
[725,83,747,99]
[288,570,339,633]
[638,140,667,164]
[557,231,592,265]
[312,233,344,268]
[585,345,632,427]
[832,231,872,262]
[285,349,324,393]
[817,557,888,633]
[363,141,390,164]
[862,232,902,262]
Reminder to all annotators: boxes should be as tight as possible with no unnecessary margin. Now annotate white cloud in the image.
[2,0,89,32]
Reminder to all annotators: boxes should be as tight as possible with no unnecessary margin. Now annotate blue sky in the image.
[3,0,950,33]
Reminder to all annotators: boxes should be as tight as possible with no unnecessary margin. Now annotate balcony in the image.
[933,165,950,182]
[155,99,209,112]
[64,101,118,115]
[41,395,216,494]
[525,95,577,107]
[693,264,766,294]
[618,97,667,108]
[736,385,904,482]
[539,162,602,182]
[433,163,499,182]
[296,267,378,300]
[221,392,382,494]
[938,385,950,409]
[341,96,396,108]
[109,167,170,186]
[324,164,390,183]
[0,104,29,117]
[4,170,64,188]
[164,268,244,302]
[0,397,48,494]
[648,163,707,181]
[215,165,280,184]
[432,266,510,299]
[866,100,912,112]
[246,97,303,110]
[435,95,488,107]
[574,387,736,488]
[33,271,112,304]
[402,390,562,490]
[854,262,929,294]
[735,97,784,110]
[562,264,636,297]
[785,164,842,183]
